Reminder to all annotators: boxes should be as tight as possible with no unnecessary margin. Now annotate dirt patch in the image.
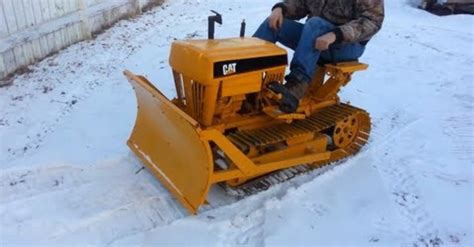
[141,0,166,12]
[420,1,474,15]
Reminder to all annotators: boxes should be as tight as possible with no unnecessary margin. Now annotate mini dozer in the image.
[125,12,371,214]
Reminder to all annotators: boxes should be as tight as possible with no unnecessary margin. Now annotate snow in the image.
[1,0,473,246]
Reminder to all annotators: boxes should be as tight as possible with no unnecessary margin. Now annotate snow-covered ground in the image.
[0,0,473,246]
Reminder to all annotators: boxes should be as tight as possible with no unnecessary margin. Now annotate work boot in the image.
[267,75,309,113]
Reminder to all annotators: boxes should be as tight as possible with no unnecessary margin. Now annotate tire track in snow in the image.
[0,155,188,245]
[1,164,102,204]
[383,156,442,246]
[106,161,342,245]
[369,111,443,246]
[444,90,474,162]
[221,208,266,247]
[53,195,185,246]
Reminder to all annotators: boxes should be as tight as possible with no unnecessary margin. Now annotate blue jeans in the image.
[253,17,366,83]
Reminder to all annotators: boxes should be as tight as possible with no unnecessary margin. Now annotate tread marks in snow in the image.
[365,110,443,246]
[0,159,187,244]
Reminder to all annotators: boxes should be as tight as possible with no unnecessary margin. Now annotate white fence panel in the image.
[0,2,8,38]
[0,51,5,77]
[0,0,163,84]
[2,0,18,34]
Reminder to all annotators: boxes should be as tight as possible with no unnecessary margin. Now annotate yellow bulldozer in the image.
[124,12,371,214]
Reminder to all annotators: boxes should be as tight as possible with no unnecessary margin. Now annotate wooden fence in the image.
[0,0,163,84]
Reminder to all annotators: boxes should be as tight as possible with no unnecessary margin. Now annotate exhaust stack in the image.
[208,10,222,39]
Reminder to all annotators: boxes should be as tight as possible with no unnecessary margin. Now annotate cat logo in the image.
[222,63,237,76]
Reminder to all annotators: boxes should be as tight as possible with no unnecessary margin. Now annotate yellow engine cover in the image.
[169,37,288,84]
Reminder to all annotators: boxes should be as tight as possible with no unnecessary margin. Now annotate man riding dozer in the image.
[255,0,384,113]
[124,0,384,214]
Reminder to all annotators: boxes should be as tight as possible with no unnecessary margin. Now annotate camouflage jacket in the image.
[274,0,384,43]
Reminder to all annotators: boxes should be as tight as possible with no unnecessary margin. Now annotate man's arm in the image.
[272,0,308,20]
[334,0,384,43]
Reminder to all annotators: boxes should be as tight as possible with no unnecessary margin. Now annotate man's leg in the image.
[256,17,367,113]
[253,18,304,50]
[319,43,366,63]
[239,19,303,114]
[289,17,336,83]
[269,17,337,113]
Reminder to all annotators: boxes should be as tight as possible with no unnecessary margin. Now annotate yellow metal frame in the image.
[124,38,370,214]
[125,70,332,214]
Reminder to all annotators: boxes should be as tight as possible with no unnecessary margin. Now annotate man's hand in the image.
[315,32,336,51]
[269,8,284,30]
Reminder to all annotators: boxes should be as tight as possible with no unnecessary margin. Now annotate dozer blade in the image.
[124,70,213,214]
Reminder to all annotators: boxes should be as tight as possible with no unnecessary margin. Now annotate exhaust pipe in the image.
[208,10,222,39]
[240,19,246,37]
